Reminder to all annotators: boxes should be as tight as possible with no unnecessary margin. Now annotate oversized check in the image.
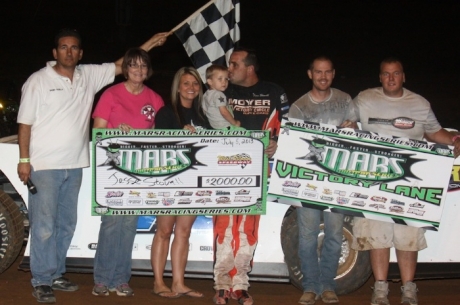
[268,118,454,228]
[92,129,269,216]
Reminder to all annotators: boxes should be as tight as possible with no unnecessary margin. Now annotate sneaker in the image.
[401,281,418,305]
[231,290,253,305]
[371,281,389,305]
[109,283,134,296]
[51,277,79,292]
[213,289,230,304]
[32,285,56,303]
[92,284,109,296]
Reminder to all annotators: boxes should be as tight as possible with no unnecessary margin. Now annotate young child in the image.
[203,64,241,129]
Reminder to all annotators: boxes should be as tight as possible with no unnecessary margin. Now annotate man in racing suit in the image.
[212,47,289,305]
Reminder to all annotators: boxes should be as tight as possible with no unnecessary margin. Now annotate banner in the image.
[268,118,454,228]
[92,128,268,216]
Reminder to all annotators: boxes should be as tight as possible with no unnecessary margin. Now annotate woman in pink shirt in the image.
[91,48,164,297]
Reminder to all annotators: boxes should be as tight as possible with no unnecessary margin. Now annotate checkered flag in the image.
[172,0,240,83]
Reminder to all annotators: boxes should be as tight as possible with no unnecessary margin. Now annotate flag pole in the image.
[168,0,216,35]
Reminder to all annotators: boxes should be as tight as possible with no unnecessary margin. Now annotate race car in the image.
[2,135,460,297]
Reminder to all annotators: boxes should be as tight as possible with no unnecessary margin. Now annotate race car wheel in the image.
[0,190,24,273]
[281,206,372,295]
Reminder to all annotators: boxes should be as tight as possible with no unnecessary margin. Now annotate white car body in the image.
[1,139,460,281]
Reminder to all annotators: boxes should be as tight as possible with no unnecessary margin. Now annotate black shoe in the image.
[33,285,56,303]
[51,277,79,292]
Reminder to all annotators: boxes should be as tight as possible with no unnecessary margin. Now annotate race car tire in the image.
[281,206,372,295]
[0,190,24,274]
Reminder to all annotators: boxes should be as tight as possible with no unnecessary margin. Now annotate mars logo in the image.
[99,140,205,177]
[299,138,422,182]
[323,146,405,180]
[119,148,190,174]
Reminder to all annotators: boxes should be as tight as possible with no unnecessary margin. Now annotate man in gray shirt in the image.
[289,56,355,305]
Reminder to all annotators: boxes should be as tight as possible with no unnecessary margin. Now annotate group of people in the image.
[290,56,460,305]
[16,27,460,305]
[16,28,288,305]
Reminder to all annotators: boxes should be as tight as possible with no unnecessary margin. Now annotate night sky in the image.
[1,0,459,129]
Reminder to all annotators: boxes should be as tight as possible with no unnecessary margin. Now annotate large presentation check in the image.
[92,129,269,216]
[268,118,454,228]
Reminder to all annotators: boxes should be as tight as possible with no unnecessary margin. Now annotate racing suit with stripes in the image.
[213,81,289,291]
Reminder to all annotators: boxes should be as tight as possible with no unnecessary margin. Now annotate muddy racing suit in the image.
[213,81,289,291]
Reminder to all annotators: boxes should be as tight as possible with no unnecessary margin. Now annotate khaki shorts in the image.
[352,218,427,251]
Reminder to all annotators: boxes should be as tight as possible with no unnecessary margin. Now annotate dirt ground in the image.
[0,248,459,305]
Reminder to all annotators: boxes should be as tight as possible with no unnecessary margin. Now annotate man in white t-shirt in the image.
[351,57,460,305]
[16,28,167,304]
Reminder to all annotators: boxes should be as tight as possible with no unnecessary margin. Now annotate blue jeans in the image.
[297,207,344,295]
[93,215,138,288]
[29,168,82,287]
